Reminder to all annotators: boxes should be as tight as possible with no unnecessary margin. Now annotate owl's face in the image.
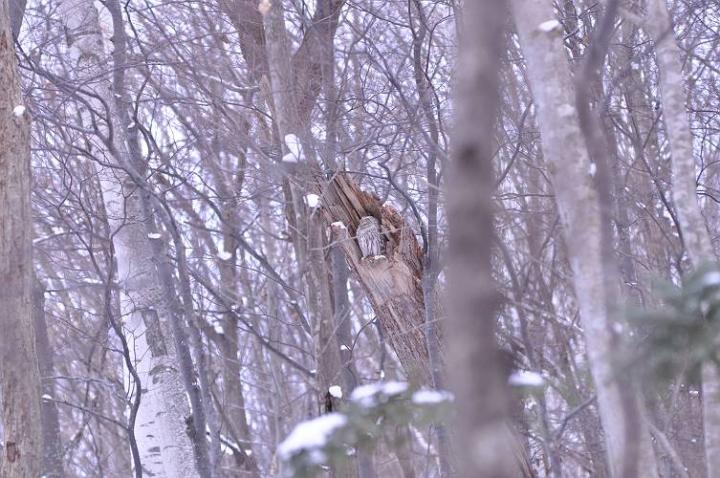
[358,216,379,230]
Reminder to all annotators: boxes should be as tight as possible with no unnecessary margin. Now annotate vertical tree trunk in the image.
[200,69,260,474]
[644,1,720,475]
[0,1,43,475]
[58,1,208,476]
[446,0,518,477]
[409,2,451,471]
[32,280,65,478]
[8,0,23,39]
[509,0,658,476]
[261,3,359,475]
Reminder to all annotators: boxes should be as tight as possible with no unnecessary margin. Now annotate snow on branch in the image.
[278,381,453,477]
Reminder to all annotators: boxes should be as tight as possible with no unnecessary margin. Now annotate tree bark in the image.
[8,0,23,39]
[644,1,720,475]
[510,0,658,476]
[328,187,439,386]
[444,0,517,477]
[261,4,357,476]
[0,1,43,475]
[58,1,208,475]
[32,280,65,478]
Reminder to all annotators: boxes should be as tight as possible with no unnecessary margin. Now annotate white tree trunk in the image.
[644,1,720,475]
[58,1,200,476]
[127,320,166,476]
[0,1,43,476]
[509,1,657,476]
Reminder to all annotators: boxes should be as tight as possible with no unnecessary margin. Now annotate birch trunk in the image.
[510,0,657,476]
[0,2,43,475]
[58,1,204,476]
[644,1,720,475]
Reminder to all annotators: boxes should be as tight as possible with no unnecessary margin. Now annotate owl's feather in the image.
[357,216,383,258]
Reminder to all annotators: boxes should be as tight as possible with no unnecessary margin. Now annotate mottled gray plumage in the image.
[357,216,383,258]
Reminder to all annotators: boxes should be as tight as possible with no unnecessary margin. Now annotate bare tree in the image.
[57,1,210,475]
[510,0,657,476]
[645,0,720,475]
[446,0,519,476]
[0,0,42,475]
[3,0,720,476]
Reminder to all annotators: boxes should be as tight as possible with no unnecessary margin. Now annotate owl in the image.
[356,216,384,259]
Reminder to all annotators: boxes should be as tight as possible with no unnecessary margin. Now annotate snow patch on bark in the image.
[217,250,233,261]
[305,194,320,208]
[328,385,343,398]
[283,134,304,162]
[537,19,561,33]
[508,370,545,387]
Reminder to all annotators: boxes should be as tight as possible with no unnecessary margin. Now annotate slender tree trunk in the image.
[409,2,451,471]
[509,1,658,476]
[261,4,356,478]
[322,32,375,473]
[644,1,720,475]
[32,280,65,478]
[8,0,23,39]
[0,3,43,476]
[202,76,259,475]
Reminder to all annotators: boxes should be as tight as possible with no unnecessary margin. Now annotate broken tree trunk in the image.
[251,0,439,388]
[326,174,440,386]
